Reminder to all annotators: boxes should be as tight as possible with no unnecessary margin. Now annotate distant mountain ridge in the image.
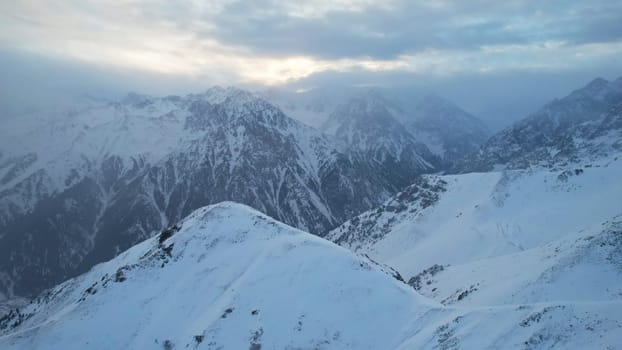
[319,88,490,169]
[402,93,490,163]
[321,90,439,189]
[454,77,622,172]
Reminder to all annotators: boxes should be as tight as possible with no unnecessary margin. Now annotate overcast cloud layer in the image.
[1,0,621,128]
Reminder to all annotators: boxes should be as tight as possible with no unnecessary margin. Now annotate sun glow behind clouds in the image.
[0,0,408,85]
[1,0,621,86]
[283,0,397,18]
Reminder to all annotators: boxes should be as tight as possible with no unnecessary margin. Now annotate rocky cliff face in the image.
[0,87,429,298]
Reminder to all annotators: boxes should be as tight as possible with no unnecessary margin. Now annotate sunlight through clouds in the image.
[0,0,620,86]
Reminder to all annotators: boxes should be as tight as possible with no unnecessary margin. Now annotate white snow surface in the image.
[0,202,436,350]
[331,157,622,278]
[2,199,622,349]
[326,155,622,348]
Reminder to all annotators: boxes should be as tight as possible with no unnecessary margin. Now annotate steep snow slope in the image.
[326,155,622,348]
[410,218,622,307]
[0,202,435,350]
[2,202,621,349]
[329,155,622,282]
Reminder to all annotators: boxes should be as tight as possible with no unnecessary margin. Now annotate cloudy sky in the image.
[1,0,621,128]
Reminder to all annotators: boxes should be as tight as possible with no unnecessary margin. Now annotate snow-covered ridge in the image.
[0,202,435,350]
[2,201,621,349]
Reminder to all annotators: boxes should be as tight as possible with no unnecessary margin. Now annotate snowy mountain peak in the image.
[201,86,257,105]
[567,77,621,103]
[408,93,489,138]
[319,90,438,185]
[380,92,489,164]
[183,86,295,131]
[175,201,299,240]
[586,76,609,87]
[323,90,393,128]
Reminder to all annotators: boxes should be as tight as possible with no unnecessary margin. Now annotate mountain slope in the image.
[326,151,622,348]
[455,77,622,172]
[324,79,622,348]
[2,202,621,349]
[401,93,490,164]
[0,87,406,298]
[321,90,438,188]
[329,155,622,281]
[0,202,436,350]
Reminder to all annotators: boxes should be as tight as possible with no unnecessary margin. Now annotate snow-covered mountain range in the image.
[0,203,435,349]
[0,85,490,299]
[0,87,450,299]
[1,76,621,349]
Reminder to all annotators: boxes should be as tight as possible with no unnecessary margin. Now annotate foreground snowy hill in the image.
[2,202,621,349]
